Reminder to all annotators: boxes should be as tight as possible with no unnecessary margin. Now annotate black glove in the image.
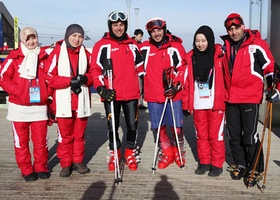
[96,86,116,101]
[164,82,180,99]
[77,74,88,85]
[182,110,190,118]
[70,77,82,95]
[266,88,280,102]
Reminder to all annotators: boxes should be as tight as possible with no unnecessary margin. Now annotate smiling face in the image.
[227,25,245,42]
[194,33,208,52]
[68,32,84,48]
[150,28,164,43]
[111,21,126,37]
[23,34,38,50]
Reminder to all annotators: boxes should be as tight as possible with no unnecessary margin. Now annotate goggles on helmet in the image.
[108,11,127,22]
[224,17,243,29]
[146,19,166,31]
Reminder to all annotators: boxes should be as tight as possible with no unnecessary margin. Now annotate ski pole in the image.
[169,99,184,169]
[151,97,168,174]
[261,102,273,193]
[107,58,122,185]
[247,101,270,187]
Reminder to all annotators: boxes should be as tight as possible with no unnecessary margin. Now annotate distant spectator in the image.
[2,42,9,51]
[133,29,146,110]
[133,29,144,43]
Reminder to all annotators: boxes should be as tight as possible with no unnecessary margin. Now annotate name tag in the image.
[198,82,210,99]
[29,86,41,103]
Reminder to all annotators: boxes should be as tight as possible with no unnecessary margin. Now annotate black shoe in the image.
[227,165,246,180]
[73,163,90,174]
[23,172,38,182]
[60,166,72,177]
[208,166,223,177]
[37,172,51,179]
[244,170,263,187]
[138,105,147,110]
[195,164,211,175]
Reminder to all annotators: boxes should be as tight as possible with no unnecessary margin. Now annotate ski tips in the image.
[151,167,156,174]
[260,184,266,193]
[114,178,123,185]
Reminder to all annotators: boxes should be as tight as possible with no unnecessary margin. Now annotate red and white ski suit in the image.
[45,40,92,168]
[0,46,50,176]
[182,44,226,168]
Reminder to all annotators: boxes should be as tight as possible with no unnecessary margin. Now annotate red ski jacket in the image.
[221,29,275,104]
[0,46,49,106]
[140,34,186,103]
[91,32,144,101]
[45,40,92,112]
[182,44,226,113]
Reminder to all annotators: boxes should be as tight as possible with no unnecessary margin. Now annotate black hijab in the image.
[192,25,215,88]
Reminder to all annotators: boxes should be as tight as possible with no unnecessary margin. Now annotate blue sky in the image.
[2,0,253,50]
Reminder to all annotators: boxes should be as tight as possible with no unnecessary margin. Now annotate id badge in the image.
[198,82,210,99]
[29,86,41,103]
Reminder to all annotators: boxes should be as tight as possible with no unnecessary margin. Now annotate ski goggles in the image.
[224,17,243,29]
[146,19,166,31]
[108,11,127,22]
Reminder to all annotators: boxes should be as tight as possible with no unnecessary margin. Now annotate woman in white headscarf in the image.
[0,27,51,181]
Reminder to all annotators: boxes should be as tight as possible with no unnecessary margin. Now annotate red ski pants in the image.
[56,112,88,168]
[12,120,48,176]
[193,109,225,168]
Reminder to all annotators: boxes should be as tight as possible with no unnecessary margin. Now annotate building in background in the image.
[0,2,14,52]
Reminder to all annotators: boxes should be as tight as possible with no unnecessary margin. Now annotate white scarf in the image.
[55,41,91,118]
[18,43,40,79]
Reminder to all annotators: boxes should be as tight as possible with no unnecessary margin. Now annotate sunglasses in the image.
[146,19,166,31]
[108,11,127,22]
[224,17,243,29]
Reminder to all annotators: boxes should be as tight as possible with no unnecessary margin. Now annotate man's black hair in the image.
[134,29,144,35]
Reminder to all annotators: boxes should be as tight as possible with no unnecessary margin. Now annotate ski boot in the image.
[172,146,185,168]
[158,147,174,169]
[107,148,121,171]
[124,147,141,171]
[245,170,263,188]
[227,164,247,180]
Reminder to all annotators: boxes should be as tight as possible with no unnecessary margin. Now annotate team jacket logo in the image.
[149,53,156,56]
[249,46,256,53]
[111,48,119,52]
